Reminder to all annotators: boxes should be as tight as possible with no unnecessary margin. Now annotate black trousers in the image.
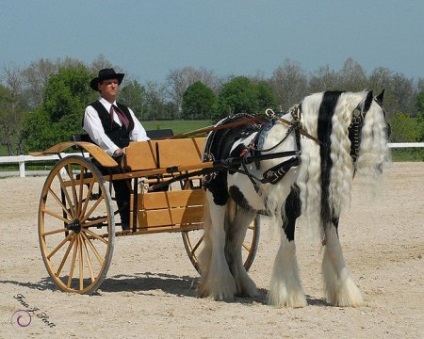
[95,155,131,230]
[112,179,130,228]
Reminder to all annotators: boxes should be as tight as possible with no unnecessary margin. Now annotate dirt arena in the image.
[0,162,423,338]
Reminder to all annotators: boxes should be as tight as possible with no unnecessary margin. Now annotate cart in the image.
[33,135,260,294]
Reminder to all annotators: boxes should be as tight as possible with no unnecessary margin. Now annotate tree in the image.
[22,65,96,151]
[144,81,169,120]
[215,76,276,120]
[369,67,416,117]
[0,65,27,154]
[166,66,217,119]
[20,58,57,109]
[388,112,420,142]
[0,85,25,154]
[255,81,276,112]
[309,65,340,92]
[337,58,368,91]
[217,76,258,118]
[119,79,147,121]
[182,81,217,120]
[270,59,308,110]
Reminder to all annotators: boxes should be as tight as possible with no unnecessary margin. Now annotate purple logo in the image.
[11,310,32,329]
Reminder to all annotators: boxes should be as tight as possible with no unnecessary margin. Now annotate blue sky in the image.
[1,0,422,83]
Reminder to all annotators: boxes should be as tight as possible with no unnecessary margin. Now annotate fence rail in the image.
[0,143,423,178]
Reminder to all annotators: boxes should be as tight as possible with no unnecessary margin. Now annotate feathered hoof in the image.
[197,285,236,302]
[236,275,258,298]
[324,279,364,307]
[267,288,308,308]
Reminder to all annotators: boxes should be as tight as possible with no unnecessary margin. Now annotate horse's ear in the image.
[376,89,385,105]
[363,90,373,112]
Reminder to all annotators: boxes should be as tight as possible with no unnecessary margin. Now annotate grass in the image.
[142,120,212,136]
[390,148,424,162]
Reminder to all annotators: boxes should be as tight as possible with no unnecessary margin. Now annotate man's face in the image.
[98,78,119,101]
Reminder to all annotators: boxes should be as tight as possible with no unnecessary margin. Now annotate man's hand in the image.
[113,148,126,157]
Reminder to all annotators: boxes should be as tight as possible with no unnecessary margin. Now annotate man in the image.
[83,68,149,230]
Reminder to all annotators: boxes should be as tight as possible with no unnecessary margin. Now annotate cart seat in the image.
[123,138,207,173]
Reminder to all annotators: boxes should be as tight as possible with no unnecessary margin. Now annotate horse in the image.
[197,90,390,307]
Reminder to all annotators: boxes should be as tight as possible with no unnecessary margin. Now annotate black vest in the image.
[89,100,135,148]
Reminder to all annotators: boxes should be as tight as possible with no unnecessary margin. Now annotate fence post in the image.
[19,156,26,178]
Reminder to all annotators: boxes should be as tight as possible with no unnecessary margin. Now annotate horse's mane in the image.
[296,91,390,237]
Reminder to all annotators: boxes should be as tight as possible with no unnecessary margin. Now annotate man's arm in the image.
[128,108,150,141]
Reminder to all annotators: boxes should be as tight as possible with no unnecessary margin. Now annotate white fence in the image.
[0,143,423,178]
[0,153,88,178]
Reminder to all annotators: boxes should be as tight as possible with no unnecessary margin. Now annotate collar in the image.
[99,97,117,112]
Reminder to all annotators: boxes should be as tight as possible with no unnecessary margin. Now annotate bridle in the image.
[348,106,365,165]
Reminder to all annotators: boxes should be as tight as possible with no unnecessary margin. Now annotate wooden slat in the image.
[138,189,205,210]
[117,223,203,236]
[138,206,204,227]
[123,141,157,171]
[157,138,205,168]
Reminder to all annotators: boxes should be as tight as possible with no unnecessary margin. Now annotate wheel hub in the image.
[67,219,81,233]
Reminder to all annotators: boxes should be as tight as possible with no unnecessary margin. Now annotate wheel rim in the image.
[182,216,260,274]
[38,156,114,294]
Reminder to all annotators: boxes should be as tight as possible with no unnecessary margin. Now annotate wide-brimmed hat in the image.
[90,68,125,90]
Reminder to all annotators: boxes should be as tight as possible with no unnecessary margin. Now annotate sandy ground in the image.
[0,162,423,338]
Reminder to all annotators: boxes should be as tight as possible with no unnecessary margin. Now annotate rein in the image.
[265,107,322,146]
[168,114,268,139]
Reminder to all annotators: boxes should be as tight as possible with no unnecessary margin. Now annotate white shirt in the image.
[83,97,149,155]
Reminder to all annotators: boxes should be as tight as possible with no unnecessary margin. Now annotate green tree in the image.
[218,76,258,117]
[255,81,276,112]
[216,76,276,120]
[182,81,217,120]
[120,79,147,121]
[22,65,96,151]
[0,85,25,154]
[388,112,420,142]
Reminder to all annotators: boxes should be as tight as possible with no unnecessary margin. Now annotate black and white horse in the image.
[198,90,390,307]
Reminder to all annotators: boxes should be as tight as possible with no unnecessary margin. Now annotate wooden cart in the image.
[33,136,260,294]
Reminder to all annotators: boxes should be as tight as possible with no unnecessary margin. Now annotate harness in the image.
[151,100,367,192]
[348,107,364,168]
[201,106,310,192]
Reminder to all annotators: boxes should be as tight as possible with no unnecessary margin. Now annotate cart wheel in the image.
[182,216,260,274]
[38,156,115,294]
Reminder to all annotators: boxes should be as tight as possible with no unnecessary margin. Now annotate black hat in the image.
[90,68,125,90]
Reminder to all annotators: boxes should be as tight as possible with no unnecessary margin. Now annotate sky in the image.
[1,0,423,84]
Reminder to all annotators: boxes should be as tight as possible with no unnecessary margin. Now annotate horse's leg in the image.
[268,188,307,307]
[224,199,258,297]
[322,220,363,307]
[197,191,237,301]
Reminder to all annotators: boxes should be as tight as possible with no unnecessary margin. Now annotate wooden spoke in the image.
[46,233,73,259]
[56,235,76,276]
[38,156,115,294]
